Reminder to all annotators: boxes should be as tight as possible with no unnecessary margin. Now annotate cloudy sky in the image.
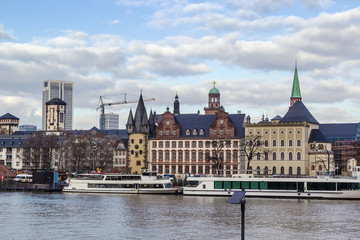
[1,0,360,130]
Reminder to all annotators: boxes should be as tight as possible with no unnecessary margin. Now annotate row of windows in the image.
[263,139,301,147]
[252,166,301,175]
[151,165,238,175]
[258,152,302,161]
[152,140,239,149]
[152,151,239,161]
[213,181,359,191]
[249,130,302,135]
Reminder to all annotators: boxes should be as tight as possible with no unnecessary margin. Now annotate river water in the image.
[0,192,358,240]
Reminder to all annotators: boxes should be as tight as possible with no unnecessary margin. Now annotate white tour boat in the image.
[183,167,360,199]
[63,170,182,194]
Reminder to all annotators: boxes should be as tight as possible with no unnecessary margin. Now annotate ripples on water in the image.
[0,192,358,240]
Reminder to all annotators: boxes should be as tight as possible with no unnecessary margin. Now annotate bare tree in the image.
[206,138,225,175]
[241,135,266,174]
[65,132,88,173]
[19,132,59,170]
[314,145,334,174]
[82,132,115,172]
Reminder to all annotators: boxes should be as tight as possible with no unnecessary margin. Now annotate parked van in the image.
[13,174,33,183]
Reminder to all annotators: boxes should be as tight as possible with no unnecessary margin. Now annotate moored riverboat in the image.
[63,170,182,194]
[183,169,360,199]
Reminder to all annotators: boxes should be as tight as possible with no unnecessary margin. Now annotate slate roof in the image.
[319,123,359,141]
[0,113,19,120]
[280,101,319,124]
[308,129,329,143]
[46,98,66,105]
[271,115,282,121]
[150,113,245,138]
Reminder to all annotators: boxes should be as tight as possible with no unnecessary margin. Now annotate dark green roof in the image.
[209,87,219,94]
[291,66,301,98]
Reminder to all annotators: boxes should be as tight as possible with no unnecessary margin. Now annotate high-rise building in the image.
[42,80,74,130]
[103,113,119,130]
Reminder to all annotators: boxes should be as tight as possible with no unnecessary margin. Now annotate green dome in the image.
[209,87,219,94]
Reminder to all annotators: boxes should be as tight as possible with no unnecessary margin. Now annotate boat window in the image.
[187,181,200,187]
[268,182,297,190]
[307,182,336,191]
[337,182,359,190]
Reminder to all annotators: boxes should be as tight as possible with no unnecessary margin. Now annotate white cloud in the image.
[0,24,13,40]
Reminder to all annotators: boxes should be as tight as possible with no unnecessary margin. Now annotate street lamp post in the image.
[229,190,246,240]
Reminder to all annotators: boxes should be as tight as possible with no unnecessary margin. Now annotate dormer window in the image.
[193,129,197,135]
[200,129,204,135]
[186,129,190,135]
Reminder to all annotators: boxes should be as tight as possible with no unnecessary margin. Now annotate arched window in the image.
[297,140,301,147]
[272,152,276,160]
[264,152,268,160]
[257,166,260,175]
[186,129,190,135]
[289,140,293,147]
[281,140,284,147]
[289,152,293,160]
[257,140,260,146]
[193,129,198,135]
[265,140,268,147]
[257,152,260,160]
[248,166,253,174]
[318,165,322,171]
[249,140,253,146]
[273,140,276,147]
[281,152,284,160]
[199,129,204,135]
[311,165,315,171]
[264,166,268,175]
[272,166,276,175]
[297,152,301,160]
[281,167,284,175]
[289,167,293,175]
[297,167,301,175]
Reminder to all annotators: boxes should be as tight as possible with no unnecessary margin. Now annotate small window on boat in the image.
[203,184,206,189]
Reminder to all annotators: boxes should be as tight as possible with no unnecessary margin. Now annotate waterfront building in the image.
[148,87,245,176]
[46,98,66,131]
[42,80,74,130]
[0,135,28,169]
[113,139,128,173]
[0,113,19,135]
[243,65,335,176]
[126,94,153,173]
[103,113,119,130]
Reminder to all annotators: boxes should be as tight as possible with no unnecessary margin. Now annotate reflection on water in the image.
[0,192,358,240]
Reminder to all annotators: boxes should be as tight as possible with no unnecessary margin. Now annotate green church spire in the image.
[290,61,302,108]
[291,62,301,98]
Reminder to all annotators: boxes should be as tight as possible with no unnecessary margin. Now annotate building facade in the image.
[148,88,245,176]
[46,98,66,131]
[103,113,119,130]
[42,80,74,130]
[0,113,19,135]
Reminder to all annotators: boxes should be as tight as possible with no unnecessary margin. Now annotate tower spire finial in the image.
[212,80,216,88]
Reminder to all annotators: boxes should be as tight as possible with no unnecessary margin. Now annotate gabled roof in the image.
[280,101,319,124]
[150,113,245,138]
[308,129,329,143]
[0,113,19,120]
[319,123,359,141]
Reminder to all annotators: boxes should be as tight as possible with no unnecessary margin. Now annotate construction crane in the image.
[97,94,155,130]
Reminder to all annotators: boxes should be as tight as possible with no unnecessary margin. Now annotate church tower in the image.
[126,93,152,173]
[290,63,302,108]
[173,93,180,115]
[204,81,220,115]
